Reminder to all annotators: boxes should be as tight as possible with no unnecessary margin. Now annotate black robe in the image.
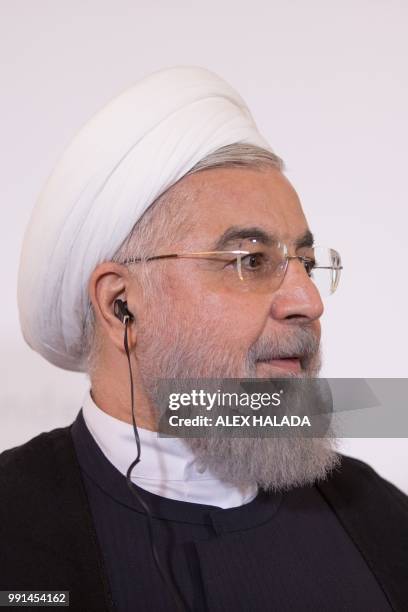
[0,409,407,612]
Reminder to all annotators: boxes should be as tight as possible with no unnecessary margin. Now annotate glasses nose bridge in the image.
[278,253,321,295]
[277,252,324,313]
[287,254,303,263]
[270,253,309,292]
[285,254,309,274]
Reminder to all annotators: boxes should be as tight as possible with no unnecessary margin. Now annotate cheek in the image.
[155,269,271,343]
[189,288,270,344]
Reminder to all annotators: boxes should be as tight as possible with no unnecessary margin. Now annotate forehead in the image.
[177,167,309,245]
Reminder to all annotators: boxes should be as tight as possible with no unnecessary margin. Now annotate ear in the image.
[88,262,137,353]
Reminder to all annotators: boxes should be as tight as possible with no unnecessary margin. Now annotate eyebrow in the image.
[211,226,315,250]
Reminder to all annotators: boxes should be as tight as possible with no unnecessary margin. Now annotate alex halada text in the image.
[168,415,311,427]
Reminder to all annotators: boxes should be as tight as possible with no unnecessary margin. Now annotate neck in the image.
[91,358,158,431]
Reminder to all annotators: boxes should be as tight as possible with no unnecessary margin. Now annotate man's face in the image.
[136,166,324,381]
[131,166,338,491]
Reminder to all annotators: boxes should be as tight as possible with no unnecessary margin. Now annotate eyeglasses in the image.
[120,239,343,296]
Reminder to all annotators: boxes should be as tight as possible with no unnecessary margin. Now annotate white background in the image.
[1,1,407,491]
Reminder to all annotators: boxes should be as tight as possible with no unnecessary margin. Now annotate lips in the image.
[257,357,302,373]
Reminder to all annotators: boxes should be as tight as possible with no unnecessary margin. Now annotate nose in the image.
[269,257,324,322]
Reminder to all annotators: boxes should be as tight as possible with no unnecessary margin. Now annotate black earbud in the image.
[114,299,134,324]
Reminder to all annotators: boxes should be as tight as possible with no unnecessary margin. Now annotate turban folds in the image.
[17,66,270,372]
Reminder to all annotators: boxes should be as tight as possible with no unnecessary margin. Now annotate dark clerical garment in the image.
[0,409,407,612]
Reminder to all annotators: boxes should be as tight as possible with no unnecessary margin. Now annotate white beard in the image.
[136,306,340,492]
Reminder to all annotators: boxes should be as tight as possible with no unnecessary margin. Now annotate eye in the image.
[302,257,316,276]
[240,252,265,270]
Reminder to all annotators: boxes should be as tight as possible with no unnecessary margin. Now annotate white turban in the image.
[17,66,270,372]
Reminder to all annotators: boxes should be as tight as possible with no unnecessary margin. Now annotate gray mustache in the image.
[249,329,320,363]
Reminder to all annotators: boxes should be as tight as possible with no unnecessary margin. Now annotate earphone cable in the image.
[123,319,188,612]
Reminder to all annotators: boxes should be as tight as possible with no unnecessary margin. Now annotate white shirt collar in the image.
[81,389,258,509]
